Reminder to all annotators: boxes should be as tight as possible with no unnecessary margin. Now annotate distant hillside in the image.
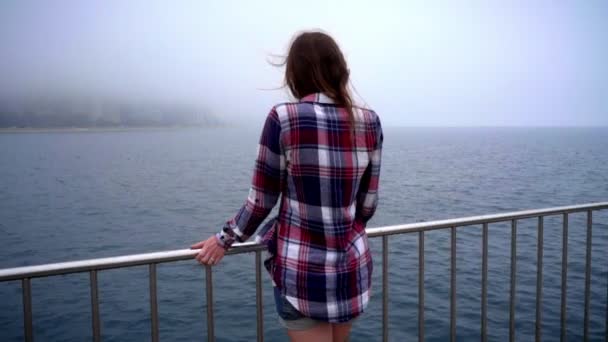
[0,98,221,128]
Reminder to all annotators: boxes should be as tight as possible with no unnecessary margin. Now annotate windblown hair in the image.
[281,31,356,127]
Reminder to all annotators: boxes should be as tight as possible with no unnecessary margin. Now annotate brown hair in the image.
[281,31,355,127]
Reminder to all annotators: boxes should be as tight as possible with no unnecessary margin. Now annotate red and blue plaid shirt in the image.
[216,93,383,323]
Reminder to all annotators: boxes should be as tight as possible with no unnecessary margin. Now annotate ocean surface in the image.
[0,127,607,341]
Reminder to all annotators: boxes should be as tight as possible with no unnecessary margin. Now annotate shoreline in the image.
[0,125,228,133]
[1,125,605,134]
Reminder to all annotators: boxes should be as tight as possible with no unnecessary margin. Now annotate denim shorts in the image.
[273,286,321,330]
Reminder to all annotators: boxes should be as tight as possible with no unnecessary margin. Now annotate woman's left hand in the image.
[191,236,226,266]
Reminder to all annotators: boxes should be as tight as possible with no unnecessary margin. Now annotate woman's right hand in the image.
[190,235,226,266]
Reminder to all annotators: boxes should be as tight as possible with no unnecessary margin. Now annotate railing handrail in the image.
[1,201,607,282]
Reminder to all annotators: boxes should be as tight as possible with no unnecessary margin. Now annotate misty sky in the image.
[1,1,607,126]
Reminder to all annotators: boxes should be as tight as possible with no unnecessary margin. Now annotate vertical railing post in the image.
[22,278,33,342]
[535,216,544,342]
[481,223,488,342]
[90,270,101,342]
[560,213,568,342]
[149,264,159,342]
[583,210,592,341]
[205,265,215,342]
[509,220,517,342]
[255,251,264,342]
[450,227,456,342]
[382,235,389,342]
[418,231,425,342]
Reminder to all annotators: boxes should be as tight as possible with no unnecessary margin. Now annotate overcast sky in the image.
[1,0,607,126]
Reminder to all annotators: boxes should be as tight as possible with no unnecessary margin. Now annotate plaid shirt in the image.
[216,93,383,323]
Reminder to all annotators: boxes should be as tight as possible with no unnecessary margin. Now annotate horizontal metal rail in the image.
[0,201,607,342]
[2,202,606,281]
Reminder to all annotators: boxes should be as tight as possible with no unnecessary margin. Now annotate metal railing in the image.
[1,202,607,341]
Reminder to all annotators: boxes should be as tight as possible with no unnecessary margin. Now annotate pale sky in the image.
[0,0,607,126]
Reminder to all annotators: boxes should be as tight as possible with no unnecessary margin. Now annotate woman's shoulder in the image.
[271,99,318,111]
[270,101,379,120]
[353,105,380,126]
[355,105,378,116]
[268,100,327,124]
[270,101,295,111]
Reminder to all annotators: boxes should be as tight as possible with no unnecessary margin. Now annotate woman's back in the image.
[276,93,382,251]
[261,92,382,322]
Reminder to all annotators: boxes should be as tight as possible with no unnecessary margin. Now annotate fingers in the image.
[196,248,224,266]
[196,249,205,263]
[196,245,213,265]
[190,240,206,249]
[196,246,210,263]
[192,237,226,266]
[197,252,216,265]
[200,249,212,264]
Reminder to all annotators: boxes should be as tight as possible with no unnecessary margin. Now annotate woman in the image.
[191,31,383,342]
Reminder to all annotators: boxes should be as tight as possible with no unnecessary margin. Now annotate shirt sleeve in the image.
[355,114,383,225]
[216,107,284,248]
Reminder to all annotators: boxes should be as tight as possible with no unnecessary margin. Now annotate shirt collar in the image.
[299,92,335,104]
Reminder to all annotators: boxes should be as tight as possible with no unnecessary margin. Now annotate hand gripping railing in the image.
[1,202,607,341]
